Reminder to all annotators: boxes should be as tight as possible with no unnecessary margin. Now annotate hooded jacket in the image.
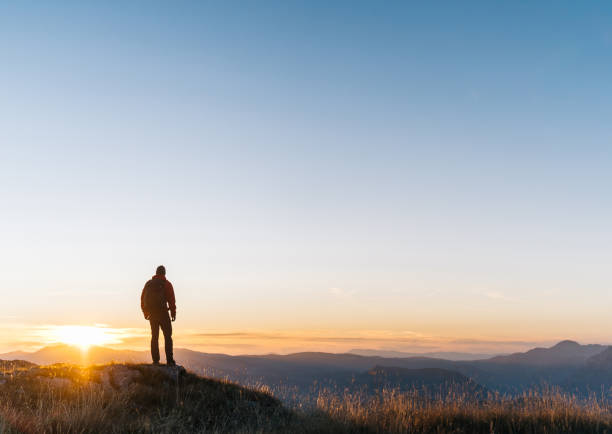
[141,274,176,317]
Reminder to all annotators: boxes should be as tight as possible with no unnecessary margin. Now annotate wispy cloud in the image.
[174,329,546,355]
[0,325,551,356]
[0,324,146,352]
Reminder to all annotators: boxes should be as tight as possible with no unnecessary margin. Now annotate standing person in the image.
[141,265,176,366]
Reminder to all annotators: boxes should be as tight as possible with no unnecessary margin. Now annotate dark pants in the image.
[149,312,173,363]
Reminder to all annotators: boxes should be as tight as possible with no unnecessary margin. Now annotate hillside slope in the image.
[564,346,612,393]
[0,362,335,433]
[485,341,607,366]
[1,361,611,433]
[357,366,487,395]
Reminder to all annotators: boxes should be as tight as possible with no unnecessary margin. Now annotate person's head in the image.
[156,265,166,276]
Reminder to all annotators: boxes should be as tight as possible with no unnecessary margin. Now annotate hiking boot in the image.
[152,361,160,366]
[166,360,176,367]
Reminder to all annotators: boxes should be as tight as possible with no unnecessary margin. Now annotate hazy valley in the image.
[3,340,612,403]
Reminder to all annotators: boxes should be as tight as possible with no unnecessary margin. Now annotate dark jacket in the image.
[141,274,176,317]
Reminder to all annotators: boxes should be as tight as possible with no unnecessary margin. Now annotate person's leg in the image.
[160,314,174,364]
[150,318,160,363]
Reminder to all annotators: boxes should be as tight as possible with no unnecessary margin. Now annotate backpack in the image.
[143,279,167,315]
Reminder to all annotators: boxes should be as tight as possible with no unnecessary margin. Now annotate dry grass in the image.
[314,387,612,433]
[0,363,297,433]
[1,363,611,433]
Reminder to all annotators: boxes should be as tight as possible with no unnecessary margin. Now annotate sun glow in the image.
[48,325,123,350]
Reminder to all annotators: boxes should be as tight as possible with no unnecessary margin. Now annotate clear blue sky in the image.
[1,1,611,354]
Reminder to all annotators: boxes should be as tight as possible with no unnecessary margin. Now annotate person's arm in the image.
[165,281,176,320]
[141,283,149,319]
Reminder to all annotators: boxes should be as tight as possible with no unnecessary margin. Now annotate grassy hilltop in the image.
[0,362,309,433]
[1,362,612,433]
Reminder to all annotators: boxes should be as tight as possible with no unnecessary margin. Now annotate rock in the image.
[0,363,187,396]
[94,364,142,391]
[149,364,186,379]
[94,364,185,392]
[109,365,142,389]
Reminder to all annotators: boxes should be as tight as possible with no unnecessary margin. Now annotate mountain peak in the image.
[487,340,605,366]
[552,340,580,349]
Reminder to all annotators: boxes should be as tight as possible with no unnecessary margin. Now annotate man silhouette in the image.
[141,265,176,366]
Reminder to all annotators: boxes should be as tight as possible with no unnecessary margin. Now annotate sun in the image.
[50,325,119,350]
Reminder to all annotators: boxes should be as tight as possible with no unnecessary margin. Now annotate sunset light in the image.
[2,1,612,431]
[46,326,125,350]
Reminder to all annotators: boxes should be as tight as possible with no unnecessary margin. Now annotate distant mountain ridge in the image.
[486,340,607,366]
[2,340,611,399]
[0,344,148,366]
[349,349,497,360]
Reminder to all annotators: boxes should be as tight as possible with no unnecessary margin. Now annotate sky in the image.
[1,1,612,355]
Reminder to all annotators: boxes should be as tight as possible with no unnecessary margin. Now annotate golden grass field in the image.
[0,362,611,433]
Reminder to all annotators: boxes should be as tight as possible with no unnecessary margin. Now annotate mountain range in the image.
[2,340,611,400]
[349,349,497,360]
